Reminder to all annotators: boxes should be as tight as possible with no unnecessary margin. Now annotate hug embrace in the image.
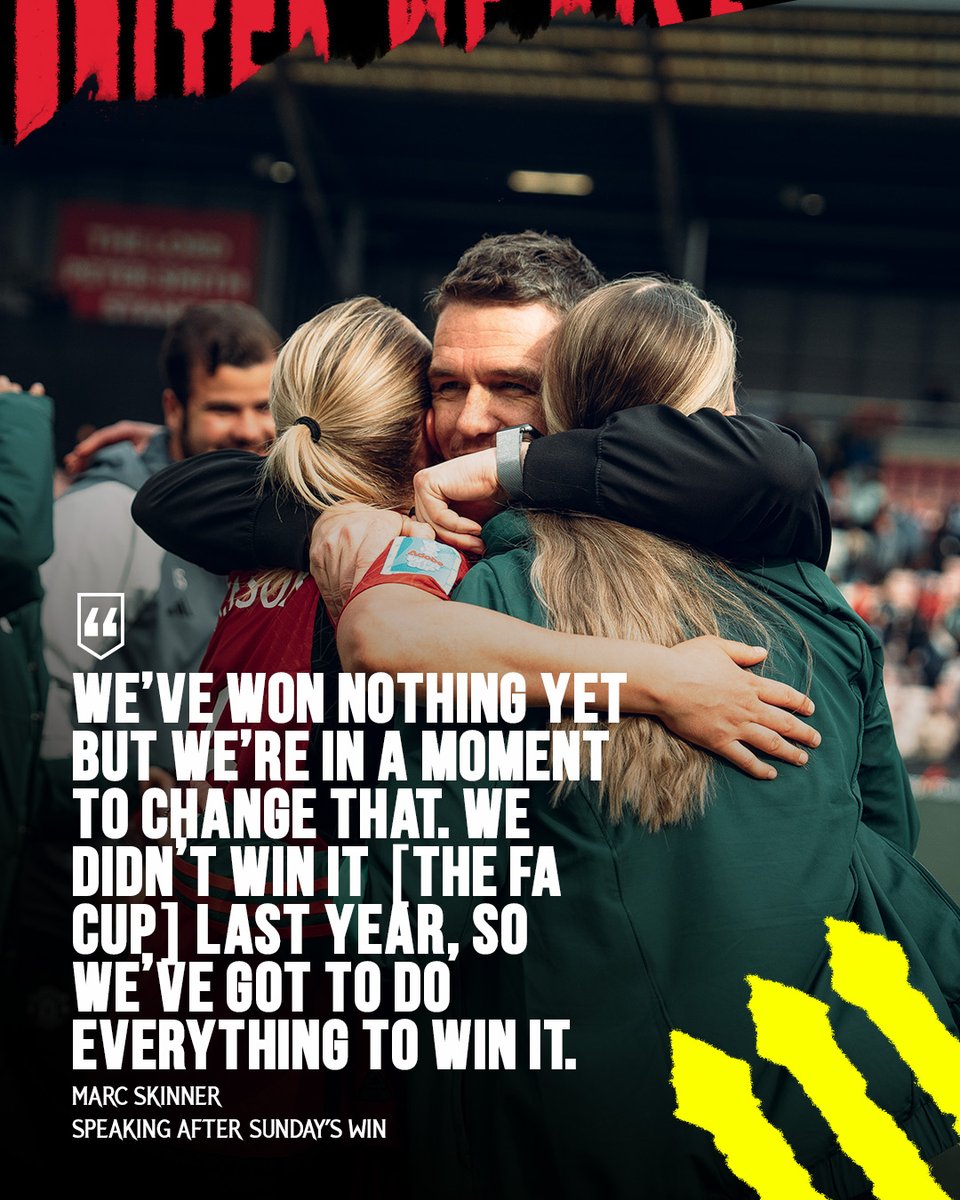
[133,232,960,1199]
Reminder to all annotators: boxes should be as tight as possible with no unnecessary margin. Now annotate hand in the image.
[413,448,505,552]
[0,374,45,396]
[310,502,434,621]
[646,636,820,780]
[139,765,175,799]
[64,419,162,476]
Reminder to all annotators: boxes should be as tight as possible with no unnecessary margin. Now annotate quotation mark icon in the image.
[76,592,125,660]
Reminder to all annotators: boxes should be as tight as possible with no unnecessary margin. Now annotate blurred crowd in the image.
[821,434,960,770]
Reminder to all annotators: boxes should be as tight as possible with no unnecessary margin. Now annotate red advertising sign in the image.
[55,201,260,326]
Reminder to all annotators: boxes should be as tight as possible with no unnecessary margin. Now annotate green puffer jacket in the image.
[366,510,960,1200]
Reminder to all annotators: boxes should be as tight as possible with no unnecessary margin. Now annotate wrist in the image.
[620,643,673,718]
[495,425,540,501]
[569,636,672,718]
[478,447,507,504]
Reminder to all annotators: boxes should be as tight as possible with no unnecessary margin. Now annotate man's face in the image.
[425,301,559,460]
[163,360,276,459]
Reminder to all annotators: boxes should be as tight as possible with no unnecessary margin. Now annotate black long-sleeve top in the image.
[131,407,830,574]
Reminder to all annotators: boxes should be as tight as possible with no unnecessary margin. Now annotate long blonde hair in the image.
[262,296,430,510]
[532,277,787,830]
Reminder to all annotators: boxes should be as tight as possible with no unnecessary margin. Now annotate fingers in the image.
[0,377,44,395]
[715,638,768,667]
[414,496,484,552]
[310,507,416,619]
[65,436,98,476]
[71,431,104,456]
[717,742,779,781]
[717,711,821,776]
[756,704,821,748]
[402,513,484,554]
[756,678,815,717]
[67,420,162,474]
[415,492,483,537]
[740,723,812,766]
[398,517,437,540]
[712,639,818,719]
[431,527,486,554]
[411,477,450,526]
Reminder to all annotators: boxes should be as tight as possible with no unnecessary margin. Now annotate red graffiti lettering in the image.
[135,0,158,99]
[231,0,281,90]
[388,0,447,49]
[171,0,217,96]
[75,0,120,100]
[651,0,684,26]
[616,0,636,24]
[14,0,59,142]
[290,0,331,60]
[6,0,762,145]
[464,0,498,52]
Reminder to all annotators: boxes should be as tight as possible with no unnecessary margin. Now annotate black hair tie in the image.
[294,415,322,442]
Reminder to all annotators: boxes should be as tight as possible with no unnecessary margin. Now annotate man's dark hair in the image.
[428,230,606,318]
[160,302,280,405]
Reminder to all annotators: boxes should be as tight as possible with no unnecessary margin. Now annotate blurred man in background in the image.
[13,301,279,1045]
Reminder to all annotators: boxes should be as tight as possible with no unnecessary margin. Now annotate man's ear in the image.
[162,389,183,432]
[409,426,439,473]
[162,389,186,458]
[424,407,442,459]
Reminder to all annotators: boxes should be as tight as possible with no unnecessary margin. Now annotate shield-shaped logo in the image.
[76,593,125,661]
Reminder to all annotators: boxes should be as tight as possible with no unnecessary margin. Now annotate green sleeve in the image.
[857,631,920,853]
[361,546,542,955]
[451,551,544,626]
[788,560,920,854]
[0,392,54,572]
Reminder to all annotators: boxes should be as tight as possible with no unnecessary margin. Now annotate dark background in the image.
[1,1,958,457]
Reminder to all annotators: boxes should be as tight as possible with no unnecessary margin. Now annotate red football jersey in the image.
[171,569,332,942]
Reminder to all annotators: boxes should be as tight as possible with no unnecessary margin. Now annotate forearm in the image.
[337,586,668,714]
[338,579,817,778]
[132,450,316,573]
[522,408,830,566]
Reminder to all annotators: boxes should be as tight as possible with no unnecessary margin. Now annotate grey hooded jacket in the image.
[40,431,227,781]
